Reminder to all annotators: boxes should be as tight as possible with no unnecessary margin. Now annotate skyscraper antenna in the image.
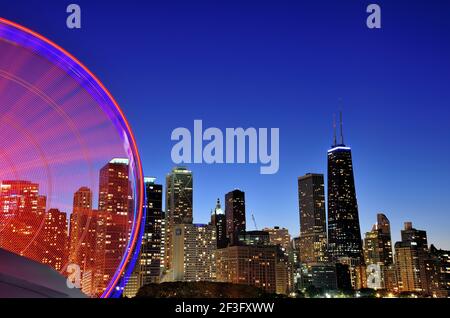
[340,111,344,145]
[333,114,337,146]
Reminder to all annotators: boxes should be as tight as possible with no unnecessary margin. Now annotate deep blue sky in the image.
[1,0,450,248]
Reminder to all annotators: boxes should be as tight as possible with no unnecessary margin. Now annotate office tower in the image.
[364,213,394,265]
[123,177,163,298]
[364,214,395,290]
[95,158,131,294]
[216,245,277,294]
[327,114,363,264]
[364,230,380,265]
[225,189,246,246]
[69,187,97,270]
[172,224,216,282]
[299,263,338,291]
[40,208,68,272]
[263,226,291,252]
[395,222,429,293]
[298,174,327,264]
[210,199,227,249]
[376,213,394,265]
[0,180,46,261]
[165,167,193,271]
[140,177,163,285]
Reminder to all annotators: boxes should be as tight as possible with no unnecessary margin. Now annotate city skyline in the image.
[2,129,450,254]
[2,0,450,250]
[1,0,450,302]
[1,147,449,297]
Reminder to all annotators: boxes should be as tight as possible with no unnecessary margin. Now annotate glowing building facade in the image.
[165,167,193,272]
[172,223,216,282]
[298,174,328,264]
[216,245,277,294]
[327,114,363,264]
[225,189,246,246]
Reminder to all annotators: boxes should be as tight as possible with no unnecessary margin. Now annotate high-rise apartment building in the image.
[395,222,429,293]
[95,158,131,295]
[69,187,97,274]
[40,208,68,272]
[298,174,327,263]
[426,245,450,297]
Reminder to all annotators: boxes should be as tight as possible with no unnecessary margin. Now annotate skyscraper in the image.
[40,208,68,272]
[165,167,193,272]
[210,198,228,249]
[69,187,97,273]
[327,113,363,264]
[95,158,131,294]
[401,222,428,250]
[363,213,393,266]
[172,223,216,282]
[0,180,46,261]
[124,177,164,297]
[427,245,450,297]
[140,177,163,284]
[263,226,294,294]
[395,241,423,293]
[298,174,327,263]
[73,187,93,210]
[363,214,396,291]
[395,222,429,293]
[225,189,246,246]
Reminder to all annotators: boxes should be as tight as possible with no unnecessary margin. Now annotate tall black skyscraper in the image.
[298,173,327,263]
[327,113,363,264]
[211,198,228,249]
[140,177,163,284]
[225,190,246,246]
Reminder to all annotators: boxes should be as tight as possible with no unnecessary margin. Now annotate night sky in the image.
[1,0,450,248]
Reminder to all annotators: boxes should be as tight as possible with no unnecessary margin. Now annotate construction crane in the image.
[251,213,258,231]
